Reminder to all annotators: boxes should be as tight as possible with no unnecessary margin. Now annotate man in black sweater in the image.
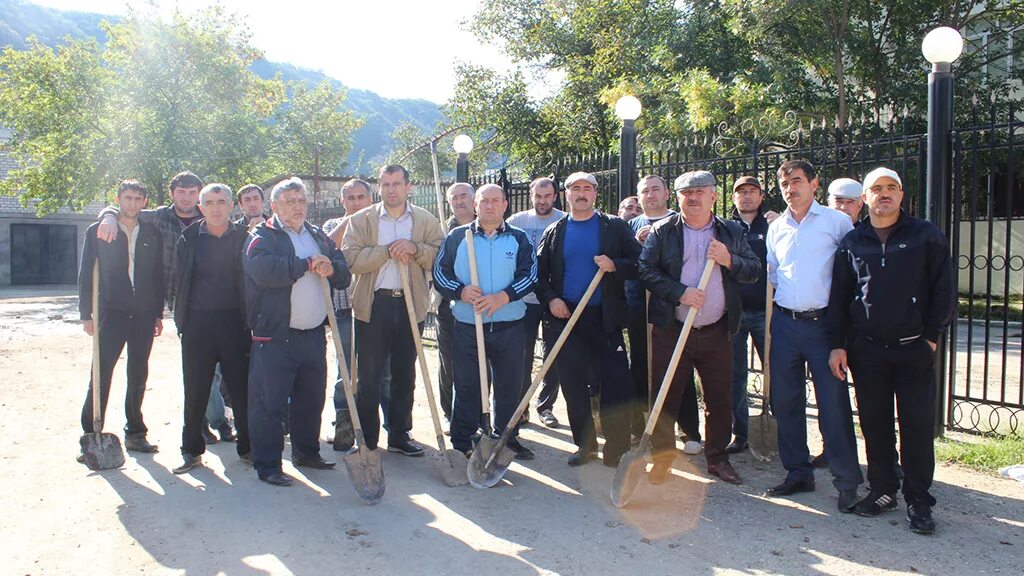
[827,167,955,535]
[78,180,164,457]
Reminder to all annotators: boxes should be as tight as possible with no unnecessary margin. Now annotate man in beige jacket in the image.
[342,164,444,455]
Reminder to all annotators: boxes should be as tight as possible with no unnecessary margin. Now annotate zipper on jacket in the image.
[881,243,886,268]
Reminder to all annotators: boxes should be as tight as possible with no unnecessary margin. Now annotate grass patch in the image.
[935,435,1024,474]
[958,293,1023,323]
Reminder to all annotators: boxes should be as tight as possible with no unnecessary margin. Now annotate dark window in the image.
[10,223,78,284]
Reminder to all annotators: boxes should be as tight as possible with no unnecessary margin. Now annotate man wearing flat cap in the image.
[639,170,761,485]
[726,175,777,454]
[828,178,865,225]
[535,171,640,467]
[826,167,954,534]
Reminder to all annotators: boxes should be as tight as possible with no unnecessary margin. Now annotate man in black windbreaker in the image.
[827,167,955,535]
[170,183,252,475]
[640,171,761,485]
[244,177,351,487]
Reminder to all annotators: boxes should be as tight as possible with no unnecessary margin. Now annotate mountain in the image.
[0,0,446,173]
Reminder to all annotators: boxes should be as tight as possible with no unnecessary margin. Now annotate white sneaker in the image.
[682,440,703,455]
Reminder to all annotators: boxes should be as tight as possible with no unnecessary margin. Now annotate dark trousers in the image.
[355,294,419,449]
[651,319,733,465]
[437,303,456,420]
[522,303,560,413]
[849,337,937,506]
[450,320,525,453]
[248,328,327,477]
[180,310,250,457]
[553,307,632,459]
[770,311,863,490]
[332,309,391,428]
[81,309,156,436]
[628,303,701,441]
[730,309,766,441]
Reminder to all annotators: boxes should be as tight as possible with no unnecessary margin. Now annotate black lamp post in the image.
[922,26,964,438]
[453,134,473,182]
[615,95,642,204]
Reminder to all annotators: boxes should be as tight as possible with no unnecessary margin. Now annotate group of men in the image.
[78,157,953,534]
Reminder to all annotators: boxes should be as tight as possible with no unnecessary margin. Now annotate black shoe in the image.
[217,423,237,442]
[507,438,535,460]
[907,504,935,535]
[201,426,218,445]
[568,447,597,467]
[260,472,293,487]
[76,453,85,464]
[387,439,425,457]
[333,410,355,452]
[837,488,860,513]
[603,452,623,468]
[293,455,336,469]
[124,434,159,453]
[172,454,203,475]
[855,491,898,517]
[765,477,816,497]
[725,438,748,454]
[811,452,828,468]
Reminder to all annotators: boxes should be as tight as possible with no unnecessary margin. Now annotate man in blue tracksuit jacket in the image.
[434,184,538,459]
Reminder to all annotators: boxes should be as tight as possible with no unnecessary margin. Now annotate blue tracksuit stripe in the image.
[433,232,464,292]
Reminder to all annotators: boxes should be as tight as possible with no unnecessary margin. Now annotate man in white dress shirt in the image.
[763,160,863,513]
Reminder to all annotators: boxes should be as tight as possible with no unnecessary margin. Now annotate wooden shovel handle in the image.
[321,277,366,438]
[763,282,774,410]
[464,229,491,418]
[91,260,102,434]
[399,264,450,449]
[643,260,716,438]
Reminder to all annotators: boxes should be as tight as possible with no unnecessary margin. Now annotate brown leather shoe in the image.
[707,462,741,484]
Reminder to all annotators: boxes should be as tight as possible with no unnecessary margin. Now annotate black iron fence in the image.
[470,100,1024,437]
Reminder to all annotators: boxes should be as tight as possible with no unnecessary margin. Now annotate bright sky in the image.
[30,0,536,104]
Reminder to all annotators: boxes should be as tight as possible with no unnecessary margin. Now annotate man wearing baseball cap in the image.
[828,178,865,225]
[535,171,640,467]
[827,167,954,534]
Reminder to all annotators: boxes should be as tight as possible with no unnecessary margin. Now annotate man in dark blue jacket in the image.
[244,177,351,487]
[535,172,640,467]
[827,167,954,534]
[78,180,164,458]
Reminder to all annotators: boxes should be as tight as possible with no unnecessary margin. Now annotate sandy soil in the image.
[1,289,1022,576]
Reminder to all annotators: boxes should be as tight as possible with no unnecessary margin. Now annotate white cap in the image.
[564,172,598,188]
[828,178,862,200]
[862,167,902,193]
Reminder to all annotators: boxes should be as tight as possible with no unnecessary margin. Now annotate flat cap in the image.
[828,178,862,199]
[564,172,598,188]
[733,175,762,191]
[673,170,716,190]
[862,167,902,192]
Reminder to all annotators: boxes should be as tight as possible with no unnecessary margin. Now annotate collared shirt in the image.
[767,201,854,311]
[190,222,242,311]
[675,219,725,326]
[118,221,141,288]
[374,202,414,291]
[285,224,327,329]
[506,208,565,305]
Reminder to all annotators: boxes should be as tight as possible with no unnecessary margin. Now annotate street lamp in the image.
[615,95,642,204]
[922,26,963,438]
[453,134,474,182]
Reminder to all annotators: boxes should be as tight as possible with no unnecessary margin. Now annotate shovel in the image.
[469,269,606,489]
[79,260,126,470]
[320,277,384,504]
[748,283,778,462]
[462,229,517,487]
[611,259,715,508]
[398,264,469,486]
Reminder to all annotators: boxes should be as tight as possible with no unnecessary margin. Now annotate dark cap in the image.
[733,176,762,192]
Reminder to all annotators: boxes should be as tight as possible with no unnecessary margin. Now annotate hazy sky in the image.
[30,0,536,104]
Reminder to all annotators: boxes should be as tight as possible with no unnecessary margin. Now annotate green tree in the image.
[386,121,459,182]
[269,80,363,178]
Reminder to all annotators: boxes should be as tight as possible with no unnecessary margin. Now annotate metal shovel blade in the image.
[79,432,125,471]
[611,437,651,508]
[436,449,470,487]
[467,435,514,489]
[343,447,385,505]
[748,414,778,462]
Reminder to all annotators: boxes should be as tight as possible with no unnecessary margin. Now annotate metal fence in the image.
[470,101,1024,436]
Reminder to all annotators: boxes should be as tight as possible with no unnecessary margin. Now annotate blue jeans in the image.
[770,311,863,491]
[332,310,391,429]
[205,363,227,429]
[730,310,766,441]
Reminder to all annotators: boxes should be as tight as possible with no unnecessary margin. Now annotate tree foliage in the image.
[0,5,360,214]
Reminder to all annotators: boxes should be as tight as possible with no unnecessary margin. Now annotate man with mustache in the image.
[827,167,954,534]
[764,160,862,513]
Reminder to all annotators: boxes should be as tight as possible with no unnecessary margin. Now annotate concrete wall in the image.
[957,219,1024,296]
